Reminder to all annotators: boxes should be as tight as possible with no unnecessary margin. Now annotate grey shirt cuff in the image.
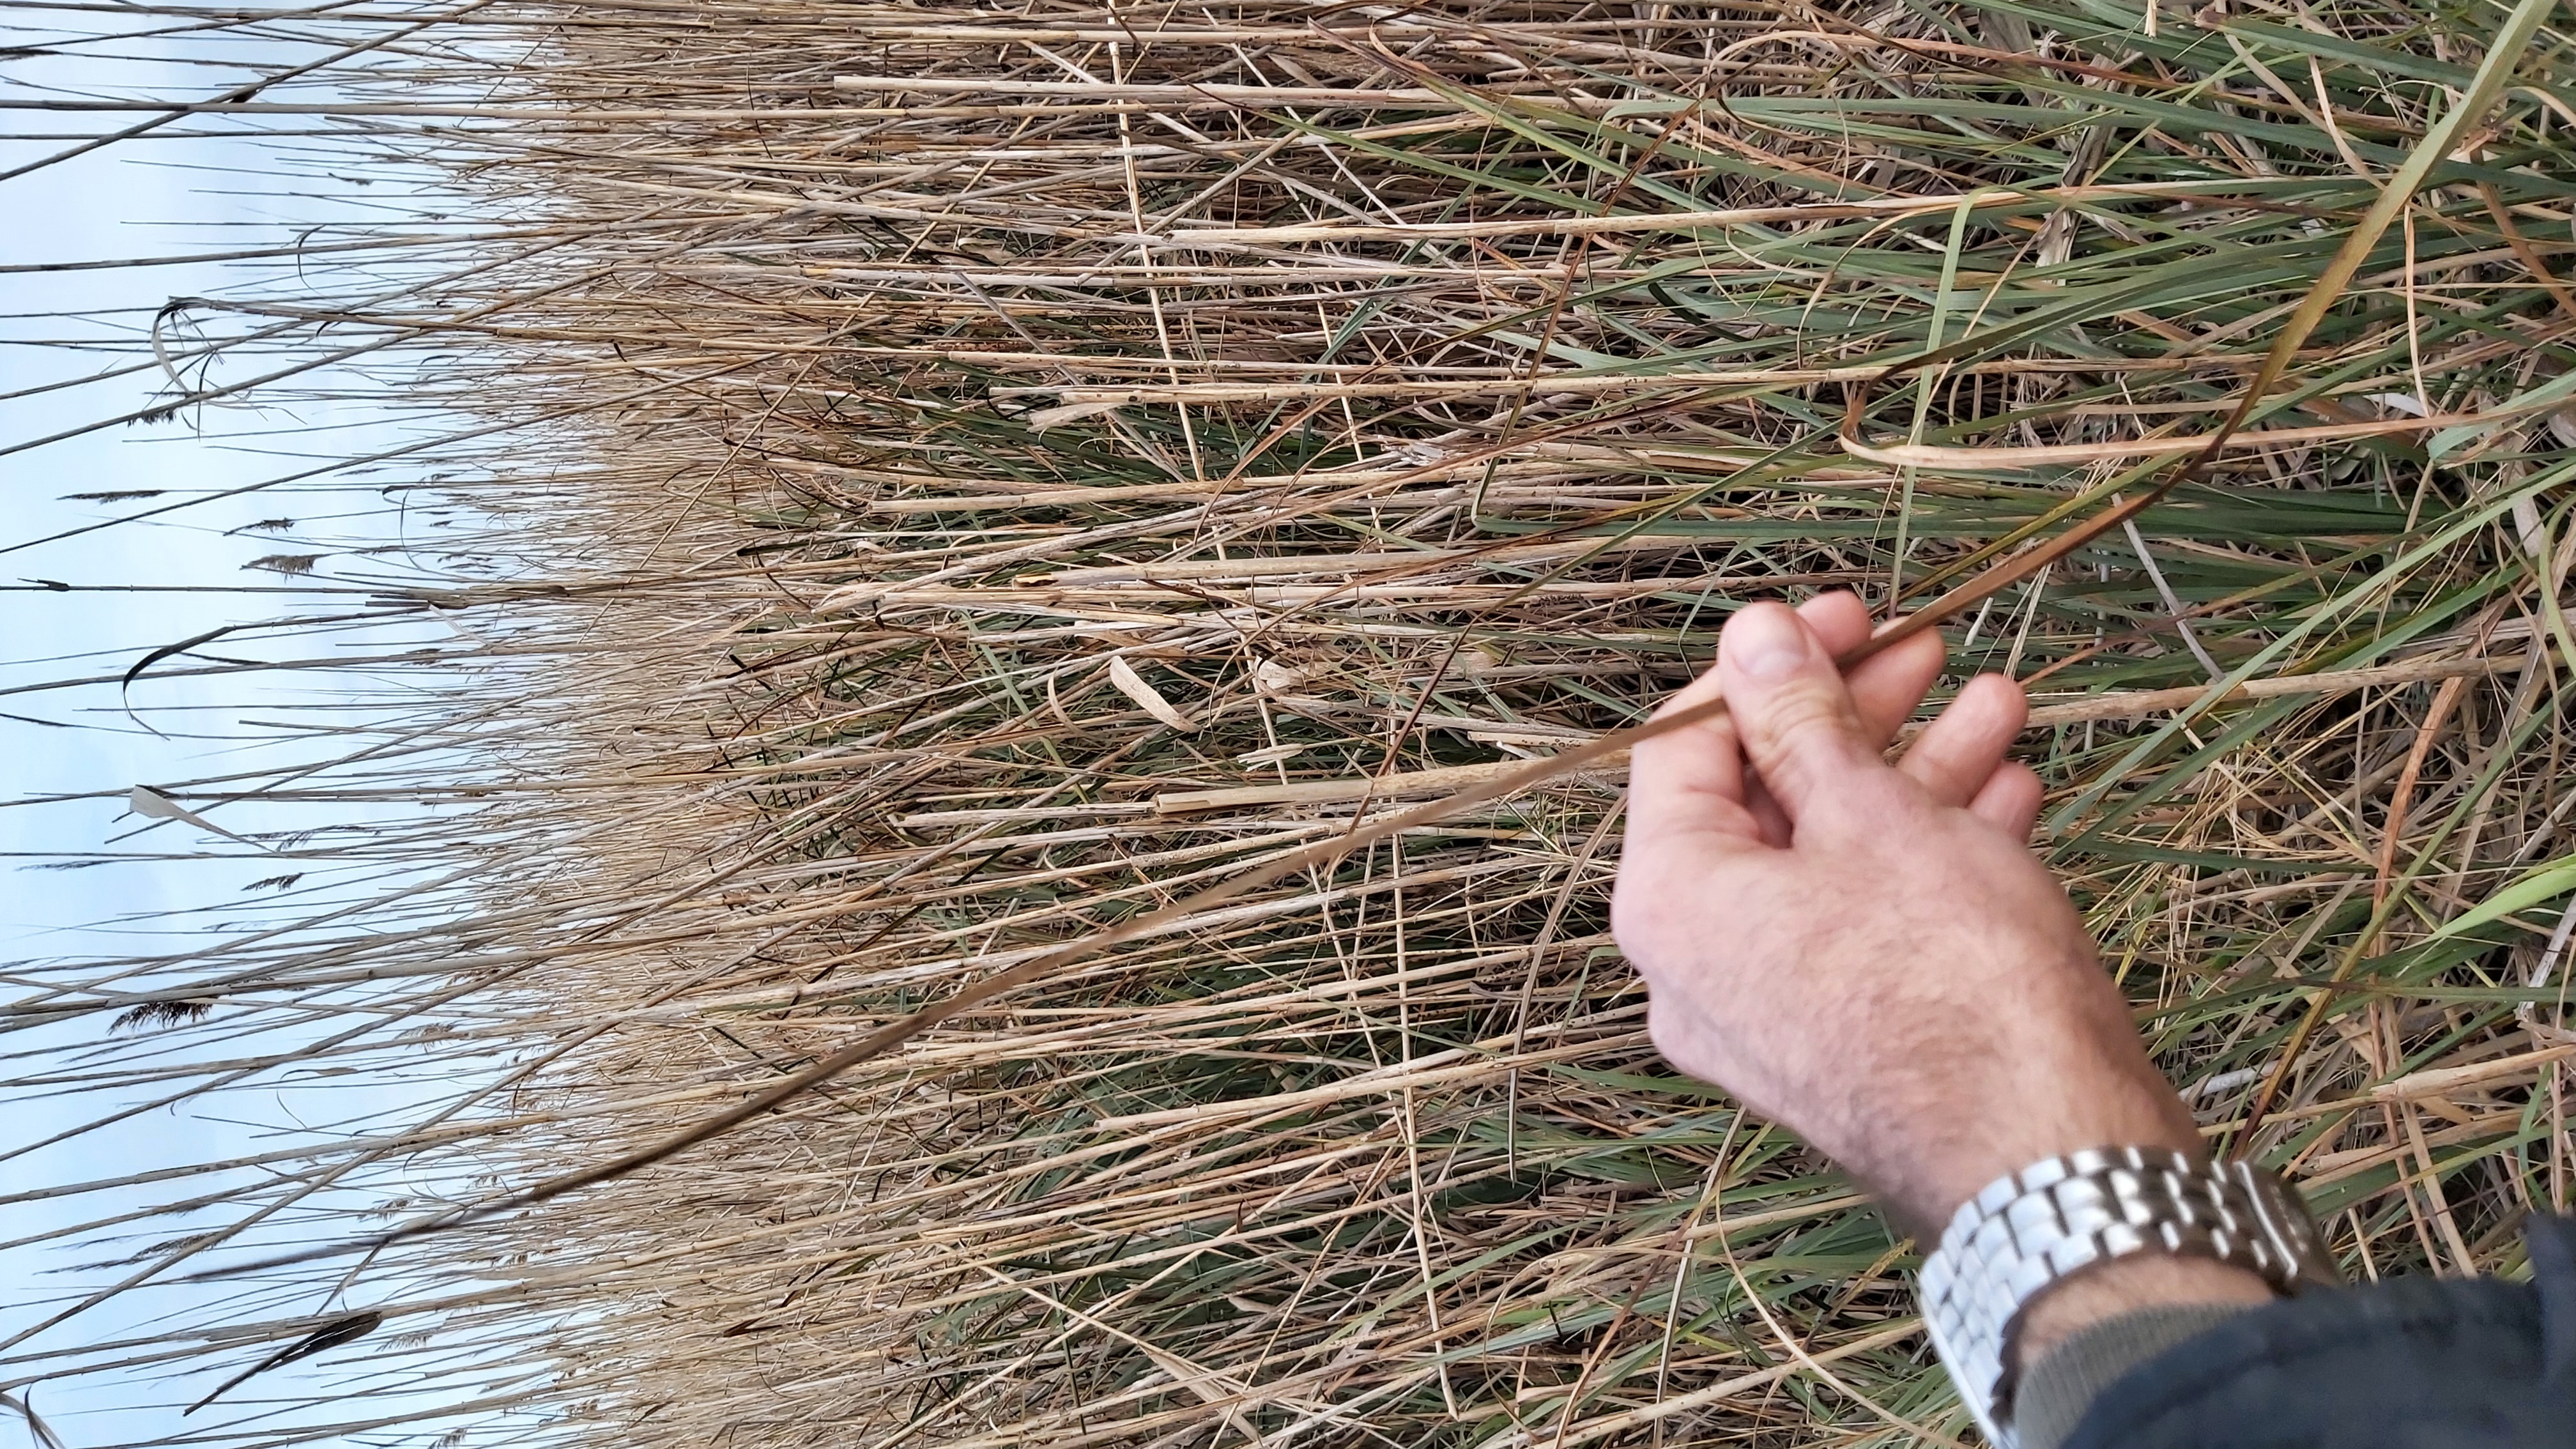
[2013,1303,2262,1449]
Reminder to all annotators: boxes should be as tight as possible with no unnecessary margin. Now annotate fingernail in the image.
[1726,605,1807,680]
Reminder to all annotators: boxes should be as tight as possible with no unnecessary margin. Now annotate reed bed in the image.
[10,1,2576,1444]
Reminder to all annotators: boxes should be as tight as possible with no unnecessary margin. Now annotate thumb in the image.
[1716,601,1889,828]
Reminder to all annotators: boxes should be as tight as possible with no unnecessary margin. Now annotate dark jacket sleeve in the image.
[2031,1214,2576,1449]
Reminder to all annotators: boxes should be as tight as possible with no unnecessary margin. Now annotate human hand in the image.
[1609,592,2209,1239]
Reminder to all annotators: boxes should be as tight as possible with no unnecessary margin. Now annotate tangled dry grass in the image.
[10,1,2576,1444]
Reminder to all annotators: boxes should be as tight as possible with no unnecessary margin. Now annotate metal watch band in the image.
[1918,1146,2338,1448]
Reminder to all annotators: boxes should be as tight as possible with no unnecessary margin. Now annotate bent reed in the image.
[10,1,2576,1444]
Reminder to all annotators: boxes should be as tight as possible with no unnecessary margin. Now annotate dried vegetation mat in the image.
[13,0,2576,1445]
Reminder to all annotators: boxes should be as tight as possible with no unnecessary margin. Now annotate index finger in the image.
[1625,659,1768,852]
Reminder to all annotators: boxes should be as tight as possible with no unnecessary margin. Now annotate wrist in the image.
[1791,944,2208,1239]
[2009,1253,2274,1373]
[1855,1068,2202,1241]
[1915,1145,2338,1446]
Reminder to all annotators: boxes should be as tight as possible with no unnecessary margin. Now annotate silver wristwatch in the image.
[1918,1146,2339,1448]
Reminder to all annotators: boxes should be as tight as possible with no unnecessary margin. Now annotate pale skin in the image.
[1611,592,2270,1375]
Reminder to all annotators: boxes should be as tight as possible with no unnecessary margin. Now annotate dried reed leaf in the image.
[1105,656,1195,733]
[124,785,257,848]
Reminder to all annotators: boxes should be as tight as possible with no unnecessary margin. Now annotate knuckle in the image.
[1742,685,1857,775]
[1749,680,1855,743]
